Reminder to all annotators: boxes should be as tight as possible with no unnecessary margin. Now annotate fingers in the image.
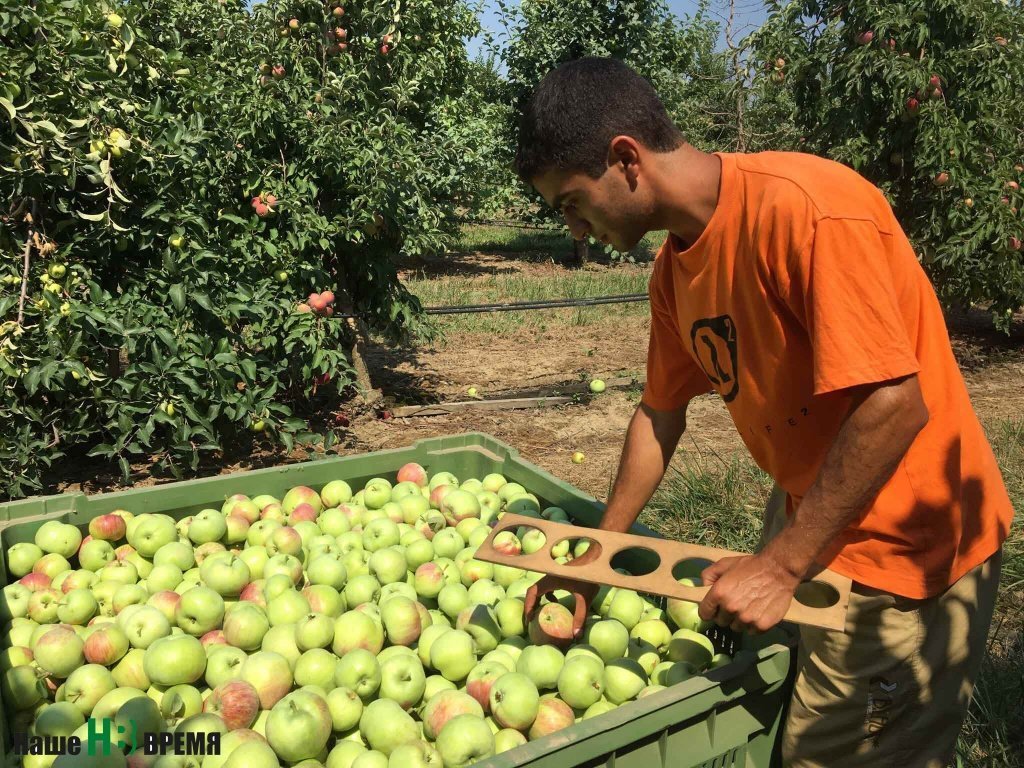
[700,556,738,585]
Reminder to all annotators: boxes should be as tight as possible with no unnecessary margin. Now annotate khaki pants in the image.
[759,485,1001,768]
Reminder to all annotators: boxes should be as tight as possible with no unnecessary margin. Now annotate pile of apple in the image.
[1,464,730,768]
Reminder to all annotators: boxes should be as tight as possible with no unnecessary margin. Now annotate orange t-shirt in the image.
[643,151,1014,599]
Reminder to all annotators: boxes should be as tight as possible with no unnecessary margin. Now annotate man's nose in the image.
[563,210,590,241]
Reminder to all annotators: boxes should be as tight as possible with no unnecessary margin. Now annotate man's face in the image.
[533,157,653,253]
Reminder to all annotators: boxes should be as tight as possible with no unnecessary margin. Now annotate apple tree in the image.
[748,0,1024,326]
[0,0,481,499]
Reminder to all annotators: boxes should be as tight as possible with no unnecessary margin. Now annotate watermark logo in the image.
[12,718,220,758]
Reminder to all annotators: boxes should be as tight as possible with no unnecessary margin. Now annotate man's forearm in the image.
[599,402,687,534]
[763,376,929,579]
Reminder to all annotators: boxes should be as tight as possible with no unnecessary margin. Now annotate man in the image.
[519,57,1013,767]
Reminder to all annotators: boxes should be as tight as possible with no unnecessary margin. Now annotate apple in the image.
[223,603,270,650]
[855,30,874,45]
[111,651,149,692]
[267,588,311,626]
[359,698,421,756]
[154,541,195,571]
[528,602,575,647]
[290,648,334,691]
[428,485,453,510]
[289,503,319,524]
[145,563,184,593]
[430,629,476,682]
[583,699,617,719]
[459,558,493,587]
[379,654,426,710]
[388,741,442,767]
[626,638,661,676]
[362,479,393,510]
[413,562,446,600]
[204,679,260,730]
[131,582,176,625]
[379,596,421,646]
[332,610,384,655]
[528,696,574,739]
[7,543,44,577]
[64,663,117,715]
[60,569,96,593]
[303,584,344,617]
[265,553,303,585]
[605,589,644,630]
[362,518,400,553]
[267,526,303,557]
[439,490,480,528]
[334,647,381,702]
[0,583,32,624]
[113,583,149,613]
[317,508,351,537]
[666,628,715,668]
[368,547,407,585]
[202,628,228,648]
[323,685,363,733]
[176,585,225,635]
[155,683,203,725]
[89,514,127,542]
[143,634,205,686]
[583,619,630,663]
[516,643,566,691]
[397,463,428,486]
[33,700,86,736]
[205,645,246,688]
[56,588,98,625]
[494,727,527,753]
[79,539,116,571]
[456,604,501,654]
[283,486,324,516]
[603,658,648,703]
[28,589,61,623]
[344,574,381,607]
[296,612,335,650]
[239,651,293,709]
[35,521,83,558]
[0,645,34,671]
[200,553,251,597]
[84,623,129,665]
[129,515,178,557]
[34,626,85,677]
[327,741,368,768]
[3,665,48,710]
[557,655,605,709]
[261,624,302,670]
[489,672,540,731]
[465,661,507,712]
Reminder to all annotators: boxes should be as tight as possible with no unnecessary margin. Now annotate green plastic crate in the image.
[0,432,795,767]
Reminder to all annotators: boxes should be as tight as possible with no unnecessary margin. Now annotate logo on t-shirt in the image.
[690,315,739,402]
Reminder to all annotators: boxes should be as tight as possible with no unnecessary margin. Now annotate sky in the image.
[465,0,771,62]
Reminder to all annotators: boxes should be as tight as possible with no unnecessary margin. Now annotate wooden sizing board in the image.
[475,513,852,632]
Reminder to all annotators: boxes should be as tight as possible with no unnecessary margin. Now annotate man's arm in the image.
[699,374,929,632]
[598,401,689,533]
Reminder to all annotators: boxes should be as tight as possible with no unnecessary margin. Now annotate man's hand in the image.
[698,552,800,633]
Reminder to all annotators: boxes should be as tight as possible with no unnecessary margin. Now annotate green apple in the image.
[420,690,483,740]
[334,648,380,702]
[557,655,605,709]
[7,543,44,577]
[358,698,420,756]
[175,586,224,635]
[240,650,293,709]
[143,634,205,687]
[35,521,83,558]
[488,672,540,731]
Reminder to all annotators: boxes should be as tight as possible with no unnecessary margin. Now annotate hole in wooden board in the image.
[794,580,840,608]
[609,546,660,576]
[671,557,713,583]
[549,536,601,566]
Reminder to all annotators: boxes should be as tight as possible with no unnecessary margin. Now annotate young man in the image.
[519,57,1013,767]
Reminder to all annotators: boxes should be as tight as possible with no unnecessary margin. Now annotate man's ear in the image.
[608,135,641,187]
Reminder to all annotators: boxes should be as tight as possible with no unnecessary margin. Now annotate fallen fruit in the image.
[571,452,585,464]
[589,379,606,394]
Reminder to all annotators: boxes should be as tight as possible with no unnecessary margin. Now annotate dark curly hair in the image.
[514,57,685,185]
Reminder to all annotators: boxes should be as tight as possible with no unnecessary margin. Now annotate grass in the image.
[644,418,1023,768]
[407,267,653,341]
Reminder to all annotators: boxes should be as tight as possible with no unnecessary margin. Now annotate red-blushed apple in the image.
[204,679,260,730]
[421,689,484,740]
[289,503,318,524]
[34,626,85,678]
[855,30,873,45]
[528,696,575,739]
[272,64,286,79]
[201,630,228,648]
[89,514,127,542]
[19,573,51,592]
[333,5,344,17]
[239,650,293,709]
[933,172,950,187]
[84,624,129,666]
[397,462,428,487]
[148,590,182,623]
[906,96,920,115]
[465,661,507,713]
[528,602,576,648]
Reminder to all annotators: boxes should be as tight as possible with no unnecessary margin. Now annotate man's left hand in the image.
[698,553,800,633]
